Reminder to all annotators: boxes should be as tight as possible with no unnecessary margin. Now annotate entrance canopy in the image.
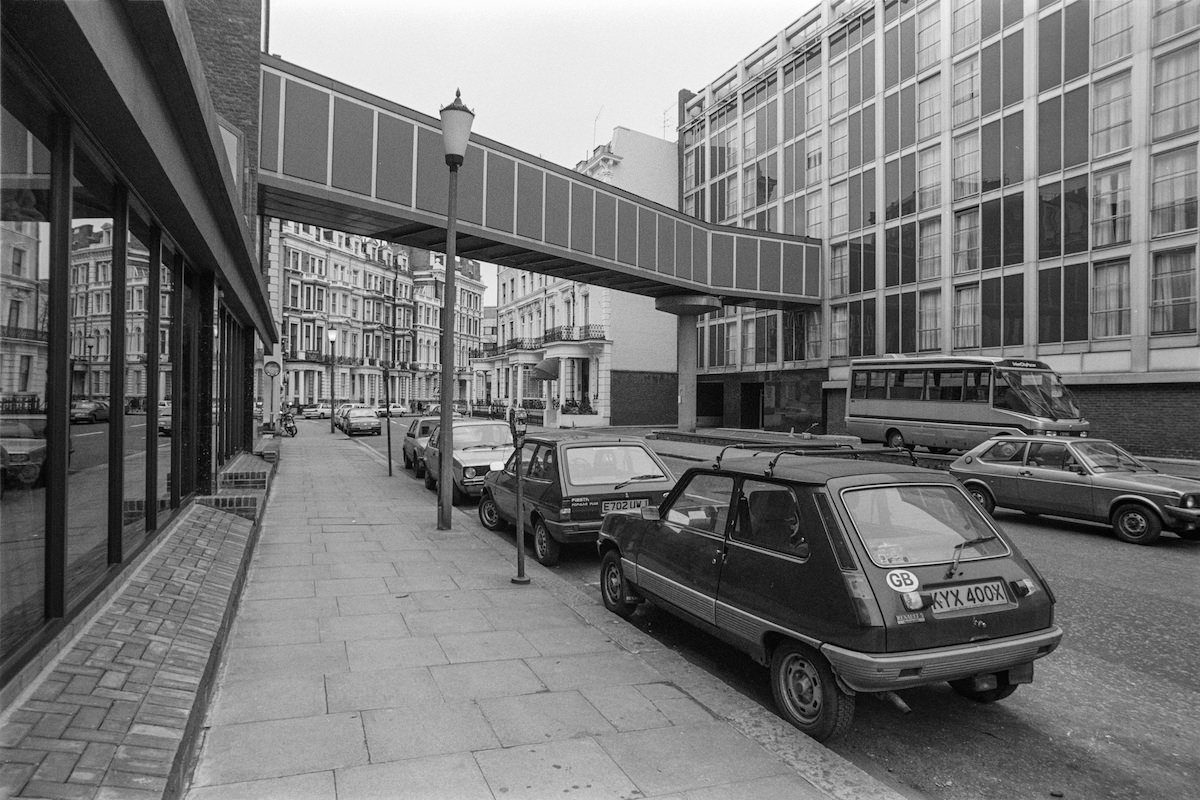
[258,56,821,309]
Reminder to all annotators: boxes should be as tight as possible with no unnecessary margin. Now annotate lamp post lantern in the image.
[437,89,475,530]
[327,327,338,434]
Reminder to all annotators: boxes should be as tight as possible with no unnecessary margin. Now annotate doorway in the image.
[740,382,764,429]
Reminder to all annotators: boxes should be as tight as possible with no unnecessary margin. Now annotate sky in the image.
[264,0,817,300]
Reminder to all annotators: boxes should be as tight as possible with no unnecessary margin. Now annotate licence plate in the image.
[930,580,1009,614]
[602,498,648,513]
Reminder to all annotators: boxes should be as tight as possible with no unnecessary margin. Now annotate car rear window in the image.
[841,484,1010,567]
[562,444,663,487]
[453,424,512,448]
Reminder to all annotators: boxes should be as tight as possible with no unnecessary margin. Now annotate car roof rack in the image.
[761,445,919,475]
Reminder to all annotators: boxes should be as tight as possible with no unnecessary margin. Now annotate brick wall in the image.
[611,371,678,425]
[1072,383,1200,459]
[185,0,262,223]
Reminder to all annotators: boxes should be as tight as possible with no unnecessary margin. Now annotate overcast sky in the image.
[264,0,817,300]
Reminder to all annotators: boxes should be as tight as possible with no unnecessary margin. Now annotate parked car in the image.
[344,407,382,436]
[304,403,331,420]
[70,400,109,424]
[949,435,1200,545]
[596,451,1063,741]
[423,419,514,504]
[333,403,368,431]
[157,400,172,437]
[377,403,409,417]
[1,415,50,490]
[402,416,442,478]
[479,433,676,566]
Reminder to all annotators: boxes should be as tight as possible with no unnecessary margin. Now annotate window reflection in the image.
[67,145,115,605]
[122,212,152,547]
[1,80,52,654]
[158,243,174,511]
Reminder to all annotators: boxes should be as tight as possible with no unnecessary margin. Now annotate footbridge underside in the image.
[258,56,821,309]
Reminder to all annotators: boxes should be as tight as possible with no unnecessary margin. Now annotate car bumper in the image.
[821,625,1063,693]
[543,517,603,544]
[1162,505,1200,531]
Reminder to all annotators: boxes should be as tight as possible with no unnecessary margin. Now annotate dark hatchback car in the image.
[949,435,1200,545]
[478,432,676,566]
[597,452,1062,741]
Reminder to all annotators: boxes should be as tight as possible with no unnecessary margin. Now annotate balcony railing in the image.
[542,325,607,344]
[1,324,47,342]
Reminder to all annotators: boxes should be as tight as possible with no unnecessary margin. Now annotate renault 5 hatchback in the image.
[597,451,1062,741]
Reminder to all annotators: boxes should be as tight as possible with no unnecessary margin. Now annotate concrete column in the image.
[654,294,721,434]
[676,314,698,433]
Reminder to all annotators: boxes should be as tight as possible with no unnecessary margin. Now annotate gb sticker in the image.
[885,569,920,593]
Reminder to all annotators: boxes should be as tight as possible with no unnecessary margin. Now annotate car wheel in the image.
[424,470,436,490]
[949,676,1019,703]
[478,492,506,530]
[414,459,425,478]
[532,518,561,566]
[1112,503,1162,545]
[966,483,996,515]
[929,446,952,455]
[600,550,637,619]
[885,429,908,449]
[769,641,854,742]
[403,451,413,469]
[451,481,466,505]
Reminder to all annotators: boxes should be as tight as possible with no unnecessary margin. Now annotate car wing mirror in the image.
[640,506,661,521]
[488,460,505,473]
[1067,464,1085,475]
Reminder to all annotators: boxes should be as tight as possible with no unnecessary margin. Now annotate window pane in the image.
[1,80,54,654]
[1151,249,1198,333]
[1152,148,1198,235]
[1152,44,1199,141]
[1092,260,1131,337]
[68,145,116,606]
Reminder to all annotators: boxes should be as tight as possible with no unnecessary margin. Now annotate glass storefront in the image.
[0,70,54,658]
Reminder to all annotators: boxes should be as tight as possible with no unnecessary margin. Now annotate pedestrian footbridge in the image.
[258,56,821,312]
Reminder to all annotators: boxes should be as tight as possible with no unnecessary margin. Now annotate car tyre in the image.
[1111,503,1162,545]
[478,492,506,530]
[403,451,413,469]
[770,641,854,742]
[600,550,637,619]
[885,429,909,449]
[949,677,1018,703]
[532,518,561,566]
[414,459,425,478]
[424,469,436,490]
[965,483,996,515]
[451,481,466,505]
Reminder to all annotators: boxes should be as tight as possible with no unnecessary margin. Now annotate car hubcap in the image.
[1122,513,1147,536]
[535,527,547,556]
[482,501,496,525]
[604,564,621,602]
[781,654,821,722]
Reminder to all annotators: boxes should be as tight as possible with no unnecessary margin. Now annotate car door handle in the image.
[1018,470,1033,476]
[712,549,724,565]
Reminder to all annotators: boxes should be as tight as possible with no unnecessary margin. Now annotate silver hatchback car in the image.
[949,436,1200,545]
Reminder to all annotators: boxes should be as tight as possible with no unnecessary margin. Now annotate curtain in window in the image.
[831,305,849,357]
[1151,250,1198,333]
[953,285,980,348]
[830,243,849,295]
[918,290,941,351]
[1154,0,1200,44]
[1093,167,1131,246]
[954,209,980,273]
[1152,45,1199,140]
[1094,0,1134,66]
[1152,148,1198,235]
[1092,74,1131,155]
[952,133,980,200]
[919,218,943,279]
[1092,261,1131,337]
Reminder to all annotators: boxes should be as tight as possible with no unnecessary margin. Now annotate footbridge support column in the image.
[655,295,722,434]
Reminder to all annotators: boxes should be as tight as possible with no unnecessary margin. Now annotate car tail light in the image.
[1023,559,1056,605]
[560,504,572,521]
[901,591,934,611]
[842,572,885,627]
[1010,578,1038,598]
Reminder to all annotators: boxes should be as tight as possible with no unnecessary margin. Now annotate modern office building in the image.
[680,0,1199,457]
[474,127,679,427]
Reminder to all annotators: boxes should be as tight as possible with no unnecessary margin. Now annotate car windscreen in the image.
[1073,441,1152,472]
[347,409,376,419]
[453,424,512,449]
[841,484,1010,567]
[562,444,665,488]
[995,369,1081,420]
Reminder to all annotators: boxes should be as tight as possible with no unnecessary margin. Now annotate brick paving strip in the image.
[0,504,257,800]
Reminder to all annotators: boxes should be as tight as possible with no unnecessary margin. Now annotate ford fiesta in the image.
[597,451,1062,741]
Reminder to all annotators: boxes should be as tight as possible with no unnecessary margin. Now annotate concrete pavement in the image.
[183,424,903,800]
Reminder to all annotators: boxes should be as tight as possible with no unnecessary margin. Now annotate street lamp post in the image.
[328,328,338,434]
[437,89,475,531]
[85,331,98,398]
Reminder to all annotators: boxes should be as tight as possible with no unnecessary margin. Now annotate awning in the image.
[530,358,560,382]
